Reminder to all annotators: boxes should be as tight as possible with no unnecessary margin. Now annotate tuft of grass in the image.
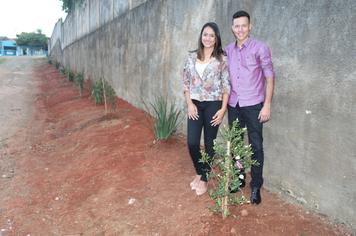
[148,96,181,141]
[55,61,60,69]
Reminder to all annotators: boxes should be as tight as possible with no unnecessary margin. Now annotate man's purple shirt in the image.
[225,37,275,107]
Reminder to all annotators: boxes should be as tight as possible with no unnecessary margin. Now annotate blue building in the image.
[0,40,48,56]
[0,40,17,56]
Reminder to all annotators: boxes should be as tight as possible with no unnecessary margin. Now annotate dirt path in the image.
[0,57,352,236]
[0,57,40,148]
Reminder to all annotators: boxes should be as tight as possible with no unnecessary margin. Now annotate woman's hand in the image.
[211,108,226,126]
[188,102,199,120]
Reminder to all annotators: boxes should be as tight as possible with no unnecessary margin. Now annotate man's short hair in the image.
[232,10,250,23]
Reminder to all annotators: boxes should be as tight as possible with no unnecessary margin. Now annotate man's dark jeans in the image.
[228,103,264,188]
[187,100,222,182]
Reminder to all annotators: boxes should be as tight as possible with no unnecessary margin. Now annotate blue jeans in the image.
[187,100,222,182]
[228,103,264,188]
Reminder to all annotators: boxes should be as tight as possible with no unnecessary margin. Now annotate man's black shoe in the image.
[250,187,261,205]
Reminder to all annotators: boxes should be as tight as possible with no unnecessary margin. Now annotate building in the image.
[0,40,17,56]
[0,40,48,56]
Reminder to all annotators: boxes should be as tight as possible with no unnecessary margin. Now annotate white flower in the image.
[235,155,241,160]
[239,174,245,179]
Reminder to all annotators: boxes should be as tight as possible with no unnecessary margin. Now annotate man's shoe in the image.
[250,187,261,205]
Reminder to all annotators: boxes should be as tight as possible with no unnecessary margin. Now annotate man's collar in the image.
[235,37,252,49]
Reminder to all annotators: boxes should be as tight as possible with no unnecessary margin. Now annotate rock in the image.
[241,209,248,217]
[128,198,136,205]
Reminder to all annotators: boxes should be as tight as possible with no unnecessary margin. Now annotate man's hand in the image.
[258,104,271,123]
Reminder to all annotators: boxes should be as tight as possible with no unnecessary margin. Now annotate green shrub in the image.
[148,96,181,141]
[67,70,75,82]
[103,80,117,111]
[90,79,117,112]
[60,66,66,75]
[90,80,104,104]
[74,72,85,96]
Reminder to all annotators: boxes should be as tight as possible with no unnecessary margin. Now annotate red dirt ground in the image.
[0,60,352,235]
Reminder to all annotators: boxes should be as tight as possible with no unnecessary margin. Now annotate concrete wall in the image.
[49,0,356,231]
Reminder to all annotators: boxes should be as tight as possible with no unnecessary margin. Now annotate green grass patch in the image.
[0,58,6,64]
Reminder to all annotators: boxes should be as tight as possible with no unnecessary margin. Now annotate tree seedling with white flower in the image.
[200,120,257,218]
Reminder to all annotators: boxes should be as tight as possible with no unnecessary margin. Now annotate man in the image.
[225,10,275,204]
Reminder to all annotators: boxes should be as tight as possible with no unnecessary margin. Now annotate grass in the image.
[147,96,181,141]
[0,58,6,64]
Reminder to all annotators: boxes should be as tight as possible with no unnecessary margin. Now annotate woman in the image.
[182,22,230,195]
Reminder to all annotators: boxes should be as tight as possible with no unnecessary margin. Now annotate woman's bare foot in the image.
[195,180,207,196]
[190,175,201,190]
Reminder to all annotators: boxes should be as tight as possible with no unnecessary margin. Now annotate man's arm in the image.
[258,77,274,123]
[258,42,275,123]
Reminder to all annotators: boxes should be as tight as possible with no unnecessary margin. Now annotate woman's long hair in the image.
[193,22,224,62]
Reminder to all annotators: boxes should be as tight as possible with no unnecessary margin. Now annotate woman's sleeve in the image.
[221,58,231,94]
[182,56,190,93]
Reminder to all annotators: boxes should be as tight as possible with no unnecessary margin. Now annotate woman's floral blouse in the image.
[183,52,230,101]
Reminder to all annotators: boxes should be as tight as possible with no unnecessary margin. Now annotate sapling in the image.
[200,120,257,218]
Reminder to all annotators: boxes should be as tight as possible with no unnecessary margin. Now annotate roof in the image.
[1,40,16,47]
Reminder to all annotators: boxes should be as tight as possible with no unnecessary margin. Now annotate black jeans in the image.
[228,103,264,188]
[187,100,222,182]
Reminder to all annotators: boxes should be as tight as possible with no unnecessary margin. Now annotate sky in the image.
[0,0,67,38]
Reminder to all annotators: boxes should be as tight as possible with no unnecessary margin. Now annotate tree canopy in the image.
[16,30,48,49]
[60,0,83,13]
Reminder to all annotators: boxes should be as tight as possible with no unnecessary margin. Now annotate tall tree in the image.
[60,0,83,13]
[60,0,73,13]
[16,31,48,50]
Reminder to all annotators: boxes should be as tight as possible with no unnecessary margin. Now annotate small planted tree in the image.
[200,120,257,218]
[66,69,75,82]
[74,72,84,96]
[55,61,60,69]
[147,96,181,141]
[89,78,117,113]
